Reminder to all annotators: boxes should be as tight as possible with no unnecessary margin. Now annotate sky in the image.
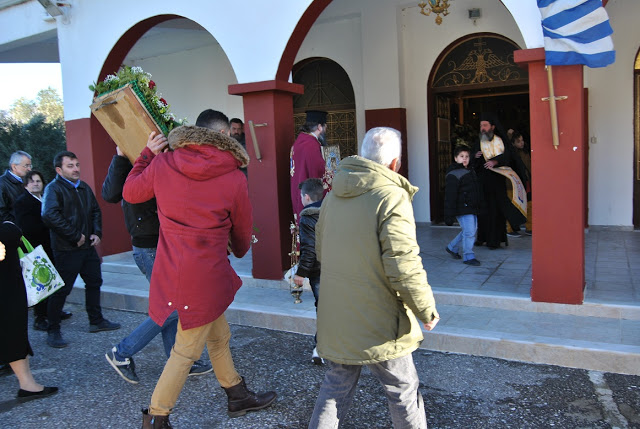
[0,63,63,111]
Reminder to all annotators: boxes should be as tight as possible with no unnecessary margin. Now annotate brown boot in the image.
[223,377,277,417]
[141,408,172,428]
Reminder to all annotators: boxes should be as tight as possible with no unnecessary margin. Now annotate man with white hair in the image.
[309,127,440,428]
[0,150,32,222]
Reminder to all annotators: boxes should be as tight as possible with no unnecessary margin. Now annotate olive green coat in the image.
[316,156,439,365]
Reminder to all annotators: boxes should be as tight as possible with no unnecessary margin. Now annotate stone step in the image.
[69,264,640,376]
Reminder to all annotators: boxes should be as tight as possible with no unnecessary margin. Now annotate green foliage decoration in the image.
[89,66,185,135]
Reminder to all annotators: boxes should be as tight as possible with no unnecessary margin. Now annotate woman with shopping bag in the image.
[0,220,58,402]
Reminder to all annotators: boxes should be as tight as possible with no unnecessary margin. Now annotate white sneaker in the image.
[311,347,324,365]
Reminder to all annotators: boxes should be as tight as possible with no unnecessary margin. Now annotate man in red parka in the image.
[290,110,328,219]
[123,109,276,428]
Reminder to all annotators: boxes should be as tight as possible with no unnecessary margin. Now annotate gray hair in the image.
[9,150,31,167]
[359,127,401,167]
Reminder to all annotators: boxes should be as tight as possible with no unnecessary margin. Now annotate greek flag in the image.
[538,0,615,68]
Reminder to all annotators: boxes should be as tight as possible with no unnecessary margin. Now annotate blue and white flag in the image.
[538,0,615,68]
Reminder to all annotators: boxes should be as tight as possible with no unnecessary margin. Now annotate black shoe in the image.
[223,377,277,417]
[463,258,481,266]
[523,230,532,236]
[33,317,49,331]
[89,319,121,333]
[60,310,73,320]
[17,386,58,403]
[105,347,139,384]
[507,231,522,238]
[445,247,461,260]
[47,331,68,348]
[188,360,213,377]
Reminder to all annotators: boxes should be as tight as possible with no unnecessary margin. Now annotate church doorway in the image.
[428,34,530,223]
[292,57,357,158]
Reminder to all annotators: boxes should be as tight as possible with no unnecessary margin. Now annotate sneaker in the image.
[188,360,213,377]
[311,347,324,365]
[47,331,68,348]
[523,230,532,236]
[507,231,522,238]
[463,258,481,266]
[105,347,139,384]
[89,319,121,333]
[33,317,49,331]
[445,247,461,260]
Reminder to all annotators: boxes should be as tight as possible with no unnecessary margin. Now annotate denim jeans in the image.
[132,246,156,283]
[447,214,477,262]
[309,353,427,429]
[115,311,178,360]
[309,275,320,346]
[114,246,178,360]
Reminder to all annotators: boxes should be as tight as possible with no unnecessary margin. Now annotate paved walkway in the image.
[71,225,640,376]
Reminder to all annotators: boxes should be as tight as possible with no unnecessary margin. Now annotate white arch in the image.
[501,0,544,49]
[58,0,312,120]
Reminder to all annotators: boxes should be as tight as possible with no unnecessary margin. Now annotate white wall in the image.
[128,44,244,126]
[584,0,640,227]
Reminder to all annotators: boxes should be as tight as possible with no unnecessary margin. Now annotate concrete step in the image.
[69,259,640,376]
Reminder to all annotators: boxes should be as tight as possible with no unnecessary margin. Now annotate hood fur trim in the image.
[168,125,250,168]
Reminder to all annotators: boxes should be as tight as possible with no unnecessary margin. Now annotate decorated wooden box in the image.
[90,82,167,164]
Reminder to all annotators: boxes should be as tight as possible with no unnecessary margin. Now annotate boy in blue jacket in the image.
[444,145,482,266]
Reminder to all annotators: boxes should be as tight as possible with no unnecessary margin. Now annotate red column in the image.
[365,108,409,178]
[515,48,585,304]
[229,80,304,280]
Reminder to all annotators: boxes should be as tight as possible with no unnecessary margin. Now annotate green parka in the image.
[316,156,439,365]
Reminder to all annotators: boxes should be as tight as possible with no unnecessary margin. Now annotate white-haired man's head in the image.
[359,127,402,171]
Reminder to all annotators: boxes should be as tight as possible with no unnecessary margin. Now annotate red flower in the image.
[148,80,156,89]
[160,98,167,106]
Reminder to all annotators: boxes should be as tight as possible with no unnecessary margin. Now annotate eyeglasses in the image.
[20,164,33,169]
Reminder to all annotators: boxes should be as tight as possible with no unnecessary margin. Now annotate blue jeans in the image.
[133,246,156,283]
[310,275,320,346]
[447,214,477,262]
[114,246,178,360]
[115,312,178,360]
[309,353,427,429]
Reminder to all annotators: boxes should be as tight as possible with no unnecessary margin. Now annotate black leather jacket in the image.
[42,175,102,251]
[0,170,27,222]
[101,155,159,248]
[297,200,322,279]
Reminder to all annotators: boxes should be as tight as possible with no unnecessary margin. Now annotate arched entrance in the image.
[428,33,529,223]
[292,57,357,158]
[89,16,239,255]
[633,47,640,228]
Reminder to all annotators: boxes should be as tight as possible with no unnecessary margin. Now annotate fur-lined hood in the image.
[168,125,250,168]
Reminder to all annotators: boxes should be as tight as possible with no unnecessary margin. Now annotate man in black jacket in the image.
[101,146,212,384]
[292,178,324,364]
[42,151,120,348]
[0,150,31,222]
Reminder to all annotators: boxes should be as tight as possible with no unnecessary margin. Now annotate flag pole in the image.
[542,65,568,150]
[546,65,560,150]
